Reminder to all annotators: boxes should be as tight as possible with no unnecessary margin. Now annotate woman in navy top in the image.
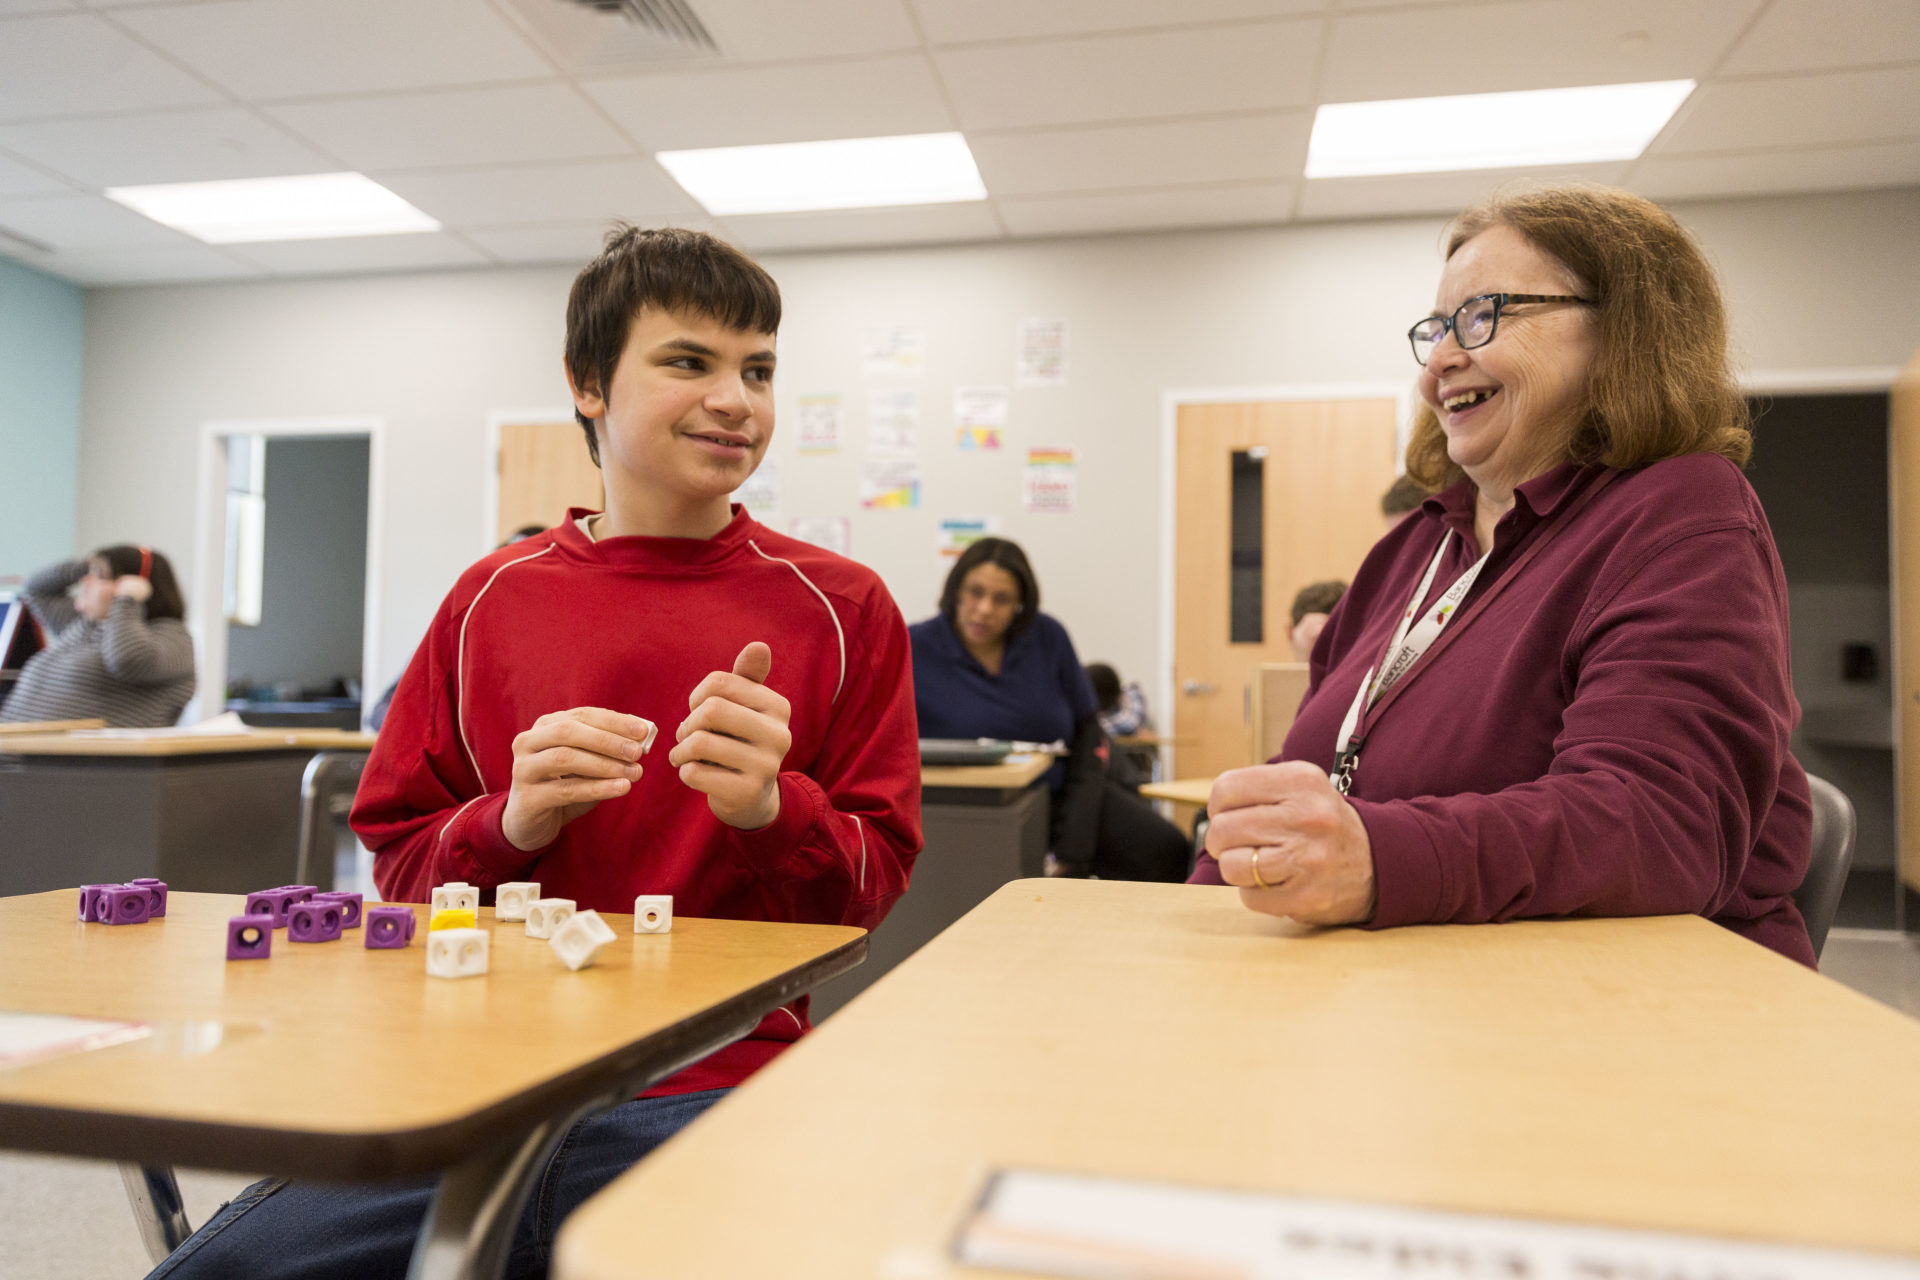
[910,537,1188,882]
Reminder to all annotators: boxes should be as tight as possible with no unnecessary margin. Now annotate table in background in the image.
[809,754,1051,1020]
[0,717,107,734]
[557,880,1920,1278]
[0,889,866,1280]
[0,729,376,897]
[1139,774,1215,835]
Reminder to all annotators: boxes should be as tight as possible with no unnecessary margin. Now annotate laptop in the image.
[918,738,1016,767]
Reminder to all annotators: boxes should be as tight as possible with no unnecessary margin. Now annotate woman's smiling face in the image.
[1417,223,1598,496]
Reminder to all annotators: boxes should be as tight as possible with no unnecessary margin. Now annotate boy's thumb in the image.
[732,641,772,685]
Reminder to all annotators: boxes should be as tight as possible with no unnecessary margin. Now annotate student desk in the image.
[0,729,376,897]
[808,754,1052,1020]
[557,879,1920,1279]
[0,889,866,1280]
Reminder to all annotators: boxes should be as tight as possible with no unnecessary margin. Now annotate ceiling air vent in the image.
[501,0,719,72]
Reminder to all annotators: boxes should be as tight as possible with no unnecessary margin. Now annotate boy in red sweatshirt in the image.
[147,226,922,1280]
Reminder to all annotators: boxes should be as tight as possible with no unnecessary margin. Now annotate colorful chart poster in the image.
[733,456,779,517]
[861,459,922,509]
[1015,317,1069,388]
[860,325,926,378]
[866,388,921,456]
[795,394,841,453]
[1023,447,1075,514]
[789,516,850,558]
[954,384,1008,450]
[938,516,999,558]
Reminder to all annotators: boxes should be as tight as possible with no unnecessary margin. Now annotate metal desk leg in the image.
[295,751,367,888]
[119,1162,193,1265]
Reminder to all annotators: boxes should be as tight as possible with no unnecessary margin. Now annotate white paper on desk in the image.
[0,1012,150,1070]
[954,1169,1920,1280]
[70,711,255,739]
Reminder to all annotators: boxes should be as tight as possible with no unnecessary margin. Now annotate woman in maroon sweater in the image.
[1192,185,1814,966]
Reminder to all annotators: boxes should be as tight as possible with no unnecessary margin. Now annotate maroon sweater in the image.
[1194,454,1814,966]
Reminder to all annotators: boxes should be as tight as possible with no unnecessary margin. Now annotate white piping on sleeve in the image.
[436,795,486,846]
[777,1005,805,1034]
[851,813,866,894]
[456,544,556,790]
[747,539,845,703]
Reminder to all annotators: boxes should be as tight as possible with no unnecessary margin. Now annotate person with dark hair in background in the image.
[2,545,194,727]
[1085,661,1150,738]
[911,537,1188,882]
[1287,579,1347,663]
[1379,473,1427,530]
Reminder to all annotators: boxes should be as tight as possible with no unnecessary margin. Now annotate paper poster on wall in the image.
[733,457,779,517]
[1023,447,1075,514]
[862,459,922,509]
[1015,318,1068,388]
[866,389,921,456]
[938,516,999,558]
[954,385,1008,450]
[790,516,850,558]
[860,325,926,378]
[795,394,842,453]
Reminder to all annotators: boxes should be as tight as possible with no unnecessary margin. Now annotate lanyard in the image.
[1326,469,1620,796]
[1332,534,1488,793]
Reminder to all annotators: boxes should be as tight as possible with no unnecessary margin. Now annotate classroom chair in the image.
[1795,773,1857,963]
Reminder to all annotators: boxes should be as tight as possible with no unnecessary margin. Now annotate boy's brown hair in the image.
[564,224,782,466]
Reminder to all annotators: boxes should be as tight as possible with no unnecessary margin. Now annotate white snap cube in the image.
[493,882,541,921]
[524,898,577,939]
[633,895,673,934]
[549,909,619,971]
[432,883,478,916]
[425,927,489,979]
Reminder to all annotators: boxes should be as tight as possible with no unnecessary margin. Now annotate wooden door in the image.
[498,420,604,544]
[1893,347,1920,917]
[1172,400,1400,780]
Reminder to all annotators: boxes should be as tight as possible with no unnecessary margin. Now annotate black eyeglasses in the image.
[1408,293,1593,366]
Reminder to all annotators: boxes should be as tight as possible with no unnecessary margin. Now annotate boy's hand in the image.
[502,708,654,852]
[670,641,791,830]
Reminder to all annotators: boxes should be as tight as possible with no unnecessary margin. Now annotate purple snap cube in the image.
[364,906,416,949]
[226,914,274,960]
[101,885,152,925]
[79,884,119,922]
[287,903,344,943]
[127,878,168,917]
[312,891,363,928]
[244,888,298,926]
[275,885,318,904]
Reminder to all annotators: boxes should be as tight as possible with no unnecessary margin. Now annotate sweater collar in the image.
[551,504,759,569]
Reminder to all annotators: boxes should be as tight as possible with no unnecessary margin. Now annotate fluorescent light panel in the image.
[1306,80,1696,179]
[105,173,440,244]
[657,132,987,216]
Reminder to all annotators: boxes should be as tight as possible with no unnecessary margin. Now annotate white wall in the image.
[74,188,1920,699]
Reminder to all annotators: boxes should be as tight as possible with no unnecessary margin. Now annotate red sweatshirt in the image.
[351,507,923,1092]
[1194,455,1814,967]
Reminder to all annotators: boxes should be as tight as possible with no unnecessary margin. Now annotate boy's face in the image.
[570,306,776,519]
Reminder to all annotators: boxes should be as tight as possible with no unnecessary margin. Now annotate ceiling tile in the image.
[1631,140,1920,202]
[223,230,491,276]
[0,107,336,188]
[0,192,196,249]
[971,113,1311,198]
[32,241,266,285]
[1293,163,1629,221]
[1318,0,1761,103]
[1656,66,1920,155]
[996,182,1297,237]
[112,0,552,100]
[1719,0,1920,76]
[0,0,78,13]
[0,151,79,198]
[693,0,921,62]
[378,159,701,228]
[265,84,633,172]
[0,13,223,121]
[722,201,1000,253]
[581,55,953,152]
[933,18,1323,131]
[911,0,1324,45]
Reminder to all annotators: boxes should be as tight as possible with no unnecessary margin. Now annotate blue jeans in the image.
[146,1089,728,1280]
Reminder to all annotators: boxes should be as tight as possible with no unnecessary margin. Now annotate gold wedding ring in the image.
[1248,849,1271,890]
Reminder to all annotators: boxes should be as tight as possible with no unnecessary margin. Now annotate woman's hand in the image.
[113,575,152,602]
[1207,761,1377,925]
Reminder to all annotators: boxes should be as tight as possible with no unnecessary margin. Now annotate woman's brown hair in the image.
[1404,183,1751,491]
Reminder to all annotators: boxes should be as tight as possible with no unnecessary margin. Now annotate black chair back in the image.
[1796,774,1857,963]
